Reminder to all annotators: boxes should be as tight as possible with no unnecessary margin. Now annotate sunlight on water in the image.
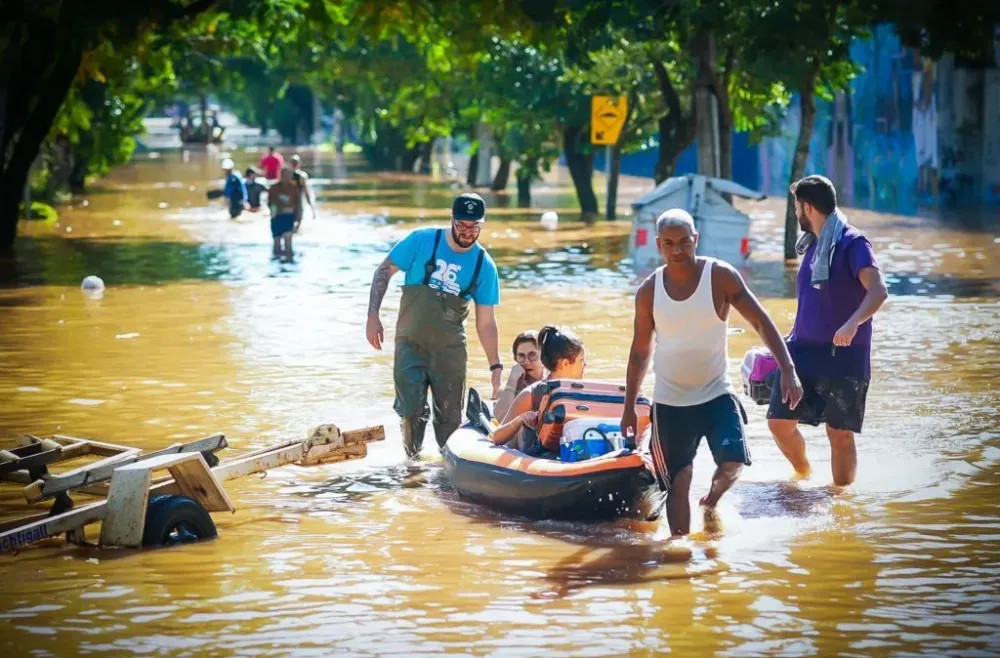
[1,150,998,656]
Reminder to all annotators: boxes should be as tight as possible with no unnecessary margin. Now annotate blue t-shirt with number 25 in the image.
[388,227,500,306]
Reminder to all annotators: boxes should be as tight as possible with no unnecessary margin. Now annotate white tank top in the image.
[652,259,734,406]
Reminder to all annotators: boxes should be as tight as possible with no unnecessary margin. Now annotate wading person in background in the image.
[221,158,247,219]
[259,146,284,181]
[622,209,803,537]
[767,175,888,486]
[266,167,301,260]
[366,193,503,459]
[244,167,267,212]
[290,154,316,227]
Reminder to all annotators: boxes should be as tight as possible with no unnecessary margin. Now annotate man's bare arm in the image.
[720,264,803,408]
[368,257,399,316]
[624,276,656,406]
[720,265,794,372]
[475,304,501,366]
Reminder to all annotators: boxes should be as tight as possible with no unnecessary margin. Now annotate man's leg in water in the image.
[427,342,468,449]
[394,340,431,458]
[767,371,820,478]
[666,466,694,536]
[768,419,811,477]
[283,231,294,260]
[702,394,752,507]
[650,403,699,536]
[272,237,282,258]
[826,427,857,486]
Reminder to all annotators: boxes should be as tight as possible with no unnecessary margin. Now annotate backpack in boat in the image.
[535,380,652,452]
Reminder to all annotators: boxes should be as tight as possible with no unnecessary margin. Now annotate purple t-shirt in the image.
[788,225,879,379]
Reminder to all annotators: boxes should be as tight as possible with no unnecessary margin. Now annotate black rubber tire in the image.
[142,494,217,547]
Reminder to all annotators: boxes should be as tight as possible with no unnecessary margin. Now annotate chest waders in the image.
[393,229,485,458]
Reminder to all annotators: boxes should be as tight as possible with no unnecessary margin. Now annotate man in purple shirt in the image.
[767,175,889,486]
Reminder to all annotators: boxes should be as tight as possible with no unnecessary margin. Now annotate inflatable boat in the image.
[442,389,661,522]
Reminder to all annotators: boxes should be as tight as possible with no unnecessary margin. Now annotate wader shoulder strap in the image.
[422,229,443,286]
[459,247,486,300]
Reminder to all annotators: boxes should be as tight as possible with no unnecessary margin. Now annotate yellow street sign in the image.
[591,95,628,145]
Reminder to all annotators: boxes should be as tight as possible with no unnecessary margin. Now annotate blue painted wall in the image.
[587,24,1000,211]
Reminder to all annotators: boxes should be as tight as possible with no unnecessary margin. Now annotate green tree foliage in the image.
[738,0,873,258]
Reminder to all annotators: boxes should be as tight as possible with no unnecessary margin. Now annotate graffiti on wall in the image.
[759,23,996,212]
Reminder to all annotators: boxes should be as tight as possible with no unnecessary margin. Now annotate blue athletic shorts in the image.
[650,394,750,487]
[270,213,295,237]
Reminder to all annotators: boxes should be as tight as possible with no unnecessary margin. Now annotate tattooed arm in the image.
[366,257,400,351]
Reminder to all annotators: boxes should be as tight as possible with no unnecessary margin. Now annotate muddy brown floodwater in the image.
[1,149,998,657]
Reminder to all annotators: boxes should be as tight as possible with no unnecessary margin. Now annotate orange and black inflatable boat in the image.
[442,389,660,522]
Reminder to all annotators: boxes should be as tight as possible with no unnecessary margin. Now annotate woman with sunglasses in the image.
[493,331,545,419]
[366,192,503,459]
[490,325,587,455]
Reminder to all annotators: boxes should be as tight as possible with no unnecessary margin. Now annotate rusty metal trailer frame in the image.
[0,424,384,553]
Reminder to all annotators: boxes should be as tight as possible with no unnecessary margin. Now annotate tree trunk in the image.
[516,158,536,207]
[516,175,532,207]
[466,148,479,186]
[562,125,598,214]
[652,59,697,184]
[718,108,732,181]
[199,91,208,144]
[418,140,433,174]
[402,145,422,172]
[0,31,84,251]
[69,142,90,192]
[785,83,818,260]
[606,144,622,220]
[492,157,511,191]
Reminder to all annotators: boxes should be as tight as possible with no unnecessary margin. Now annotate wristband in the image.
[490,363,503,372]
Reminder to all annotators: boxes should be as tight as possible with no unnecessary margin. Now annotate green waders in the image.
[394,230,485,458]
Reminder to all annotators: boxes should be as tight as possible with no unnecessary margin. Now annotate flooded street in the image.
[2,149,999,656]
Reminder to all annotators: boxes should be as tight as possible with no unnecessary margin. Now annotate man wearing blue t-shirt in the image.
[366,193,503,458]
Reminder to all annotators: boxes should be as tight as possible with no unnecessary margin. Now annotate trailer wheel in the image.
[142,495,217,547]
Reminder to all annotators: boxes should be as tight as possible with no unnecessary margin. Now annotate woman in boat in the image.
[492,330,546,420]
[490,325,586,453]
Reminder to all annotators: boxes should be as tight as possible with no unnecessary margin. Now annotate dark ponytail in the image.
[537,325,584,371]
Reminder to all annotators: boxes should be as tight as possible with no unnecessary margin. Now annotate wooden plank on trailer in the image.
[167,455,234,513]
[99,467,153,548]
[298,426,382,465]
[22,449,142,502]
[50,435,134,457]
[24,434,228,503]
[154,440,314,497]
[0,441,93,478]
[0,511,51,534]
[0,500,106,552]
[342,426,386,445]
[300,441,368,466]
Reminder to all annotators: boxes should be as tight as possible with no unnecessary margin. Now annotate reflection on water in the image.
[1,150,999,656]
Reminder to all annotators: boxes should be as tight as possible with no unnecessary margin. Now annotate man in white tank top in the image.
[622,209,803,537]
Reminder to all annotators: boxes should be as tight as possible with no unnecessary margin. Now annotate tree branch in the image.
[652,57,682,120]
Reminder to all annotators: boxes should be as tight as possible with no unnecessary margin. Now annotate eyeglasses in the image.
[515,351,539,363]
[453,220,483,233]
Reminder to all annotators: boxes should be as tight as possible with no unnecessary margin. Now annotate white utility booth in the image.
[629,174,766,273]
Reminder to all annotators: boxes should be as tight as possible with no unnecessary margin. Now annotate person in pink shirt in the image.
[259,147,284,181]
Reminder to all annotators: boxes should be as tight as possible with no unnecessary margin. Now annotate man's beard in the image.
[797,212,811,234]
[452,226,476,248]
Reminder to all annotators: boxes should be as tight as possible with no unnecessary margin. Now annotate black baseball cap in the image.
[452,193,486,221]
